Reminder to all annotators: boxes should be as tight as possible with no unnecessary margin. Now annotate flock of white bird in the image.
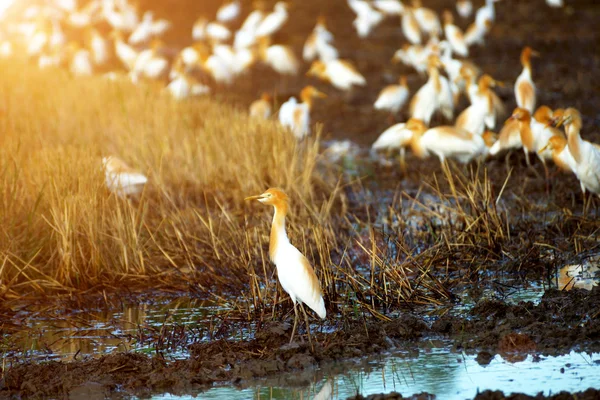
[1,0,598,200]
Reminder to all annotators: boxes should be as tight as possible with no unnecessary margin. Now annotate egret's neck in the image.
[300,92,314,108]
[429,66,441,93]
[269,202,289,261]
[519,118,534,151]
[566,125,583,164]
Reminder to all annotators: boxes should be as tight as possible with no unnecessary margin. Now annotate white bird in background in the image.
[372,0,404,17]
[103,156,148,198]
[464,19,491,47]
[192,17,208,41]
[373,0,404,16]
[409,56,454,125]
[307,59,366,91]
[456,0,473,18]
[167,74,211,100]
[68,42,93,76]
[348,0,384,38]
[475,0,498,30]
[538,136,577,175]
[245,188,326,347]
[131,40,169,81]
[546,0,564,7]
[303,17,338,63]
[89,27,110,66]
[442,10,468,57]
[374,75,410,115]
[408,119,488,164]
[371,122,414,170]
[279,85,327,139]
[515,46,538,114]
[234,7,264,49]
[216,0,241,23]
[111,30,138,70]
[400,8,422,44]
[249,92,273,119]
[392,43,435,75]
[258,37,299,76]
[206,21,232,42]
[129,11,154,44]
[256,1,288,37]
[558,108,600,196]
[412,0,441,39]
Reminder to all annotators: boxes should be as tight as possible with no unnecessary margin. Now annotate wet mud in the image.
[2,286,598,398]
[2,0,600,398]
[349,388,600,400]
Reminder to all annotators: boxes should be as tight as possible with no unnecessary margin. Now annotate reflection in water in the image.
[7,297,222,361]
[559,263,599,291]
[153,350,598,400]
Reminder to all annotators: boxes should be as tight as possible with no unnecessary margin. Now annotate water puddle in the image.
[156,349,599,400]
[558,254,600,291]
[3,297,226,361]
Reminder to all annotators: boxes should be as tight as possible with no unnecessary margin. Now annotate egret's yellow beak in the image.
[495,80,506,88]
[244,194,264,201]
[531,49,541,57]
[314,90,327,98]
[538,144,550,154]
[556,115,572,128]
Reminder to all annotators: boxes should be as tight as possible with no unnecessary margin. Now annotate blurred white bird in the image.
[256,2,288,37]
[259,37,299,75]
[307,59,366,91]
[103,156,148,198]
[409,56,454,125]
[456,0,473,18]
[216,0,241,23]
[249,93,272,119]
[279,86,327,139]
[374,75,410,115]
[442,10,468,57]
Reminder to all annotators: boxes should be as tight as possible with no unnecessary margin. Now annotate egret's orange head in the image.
[306,60,326,77]
[533,105,554,125]
[245,188,289,206]
[539,136,567,154]
[406,118,427,133]
[510,107,531,122]
[521,46,540,66]
[558,108,582,130]
[482,131,497,148]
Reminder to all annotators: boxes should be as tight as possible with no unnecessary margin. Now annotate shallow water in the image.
[4,297,227,361]
[151,349,600,400]
[4,263,594,363]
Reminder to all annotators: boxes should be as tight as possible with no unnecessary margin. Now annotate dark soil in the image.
[2,286,598,398]
[348,389,600,400]
[2,0,600,399]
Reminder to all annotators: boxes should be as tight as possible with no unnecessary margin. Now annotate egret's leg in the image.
[542,159,550,195]
[399,147,407,174]
[300,303,313,350]
[504,152,512,175]
[524,149,531,168]
[289,301,299,344]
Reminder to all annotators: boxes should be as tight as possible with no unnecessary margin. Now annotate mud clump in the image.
[432,286,600,356]
[347,392,435,400]
[474,389,600,400]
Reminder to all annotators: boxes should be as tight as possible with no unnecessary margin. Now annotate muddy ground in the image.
[2,0,600,398]
[1,287,599,398]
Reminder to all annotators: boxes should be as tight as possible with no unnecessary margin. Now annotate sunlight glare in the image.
[0,0,15,18]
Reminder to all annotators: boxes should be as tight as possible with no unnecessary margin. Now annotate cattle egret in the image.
[102,156,148,198]
[245,188,326,346]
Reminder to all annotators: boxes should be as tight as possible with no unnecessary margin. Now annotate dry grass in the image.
[0,59,333,297]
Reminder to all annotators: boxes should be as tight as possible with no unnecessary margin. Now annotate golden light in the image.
[0,0,15,18]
